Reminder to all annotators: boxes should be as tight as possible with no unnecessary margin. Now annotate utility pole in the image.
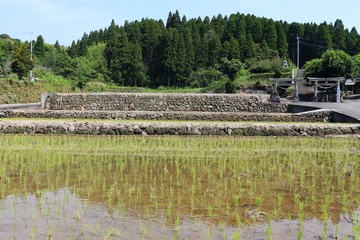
[30,31,33,81]
[296,34,300,69]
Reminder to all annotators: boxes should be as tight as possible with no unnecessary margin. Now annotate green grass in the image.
[0,67,292,104]
[0,70,204,104]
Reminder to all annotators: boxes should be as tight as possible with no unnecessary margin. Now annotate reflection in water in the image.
[0,189,358,239]
[0,135,359,239]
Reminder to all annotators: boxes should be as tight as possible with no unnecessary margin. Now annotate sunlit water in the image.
[0,135,359,239]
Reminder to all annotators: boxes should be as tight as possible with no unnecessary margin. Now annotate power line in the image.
[299,41,329,50]
[299,40,360,55]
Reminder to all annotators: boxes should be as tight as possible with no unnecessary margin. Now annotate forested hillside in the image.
[1,11,360,90]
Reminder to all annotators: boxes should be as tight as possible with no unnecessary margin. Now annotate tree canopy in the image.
[11,42,35,79]
[304,50,359,78]
[2,11,360,85]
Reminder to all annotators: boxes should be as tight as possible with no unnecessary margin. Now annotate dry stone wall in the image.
[1,109,333,123]
[0,120,359,137]
[44,93,289,113]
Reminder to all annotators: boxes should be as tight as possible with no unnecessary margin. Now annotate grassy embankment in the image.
[0,67,294,104]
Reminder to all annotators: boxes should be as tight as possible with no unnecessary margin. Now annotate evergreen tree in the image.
[98,29,105,43]
[67,41,79,58]
[11,42,35,79]
[346,27,359,52]
[276,22,288,58]
[211,14,225,39]
[161,28,178,86]
[333,19,346,50]
[222,40,231,60]
[192,24,207,68]
[61,11,360,88]
[287,22,304,64]
[237,33,247,61]
[54,40,61,52]
[127,42,146,86]
[166,10,181,29]
[78,33,89,56]
[124,21,142,44]
[183,27,195,81]
[205,30,222,67]
[244,33,256,59]
[34,35,45,61]
[104,20,131,85]
[224,15,236,41]
[175,31,186,86]
[199,16,211,36]
[262,19,277,50]
[88,30,100,45]
[140,19,165,83]
[318,22,333,49]
[250,17,263,43]
[235,14,246,40]
[0,40,9,75]
[260,39,270,59]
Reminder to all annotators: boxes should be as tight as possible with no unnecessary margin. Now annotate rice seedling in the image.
[0,135,358,239]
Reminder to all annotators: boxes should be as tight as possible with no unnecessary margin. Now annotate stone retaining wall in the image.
[44,93,289,113]
[1,109,333,122]
[0,120,358,136]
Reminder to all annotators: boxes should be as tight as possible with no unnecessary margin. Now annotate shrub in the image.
[248,58,285,74]
[225,80,236,93]
[189,68,224,88]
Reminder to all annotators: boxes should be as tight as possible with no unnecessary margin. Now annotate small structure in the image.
[282,60,289,68]
[353,77,360,94]
[269,76,345,103]
[308,77,344,103]
[269,77,305,102]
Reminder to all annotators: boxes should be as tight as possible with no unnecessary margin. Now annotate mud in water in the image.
[0,135,359,239]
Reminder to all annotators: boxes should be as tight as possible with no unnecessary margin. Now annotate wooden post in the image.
[314,82,318,102]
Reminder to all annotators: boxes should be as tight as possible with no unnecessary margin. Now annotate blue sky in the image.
[1,0,359,46]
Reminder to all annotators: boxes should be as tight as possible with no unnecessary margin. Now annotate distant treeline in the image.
[2,11,360,87]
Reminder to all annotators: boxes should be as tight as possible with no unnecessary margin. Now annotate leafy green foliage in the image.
[225,79,236,93]
[34,35,45,62]
[217,58,245,80]
[0,40,10,75]
[3,11,360,90]
[188,68,224,88]
[353,54,360,76]
[304,50,355,78]
[11,42,35,79]
[248,58,285,74]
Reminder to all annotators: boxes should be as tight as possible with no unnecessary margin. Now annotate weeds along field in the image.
[0,135,359,239]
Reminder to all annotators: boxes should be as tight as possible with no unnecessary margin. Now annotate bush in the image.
[248,58,285,74]
[304,50,355,78]
[189,68,224,88]
[225,80,236,93]
[273,68,282,78]
[285,86,295,97]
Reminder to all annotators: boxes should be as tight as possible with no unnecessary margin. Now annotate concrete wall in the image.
[44,93,289,113]
[0,102,41,110]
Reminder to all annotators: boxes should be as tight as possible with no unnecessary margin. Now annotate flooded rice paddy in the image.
[0,135,359,239]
